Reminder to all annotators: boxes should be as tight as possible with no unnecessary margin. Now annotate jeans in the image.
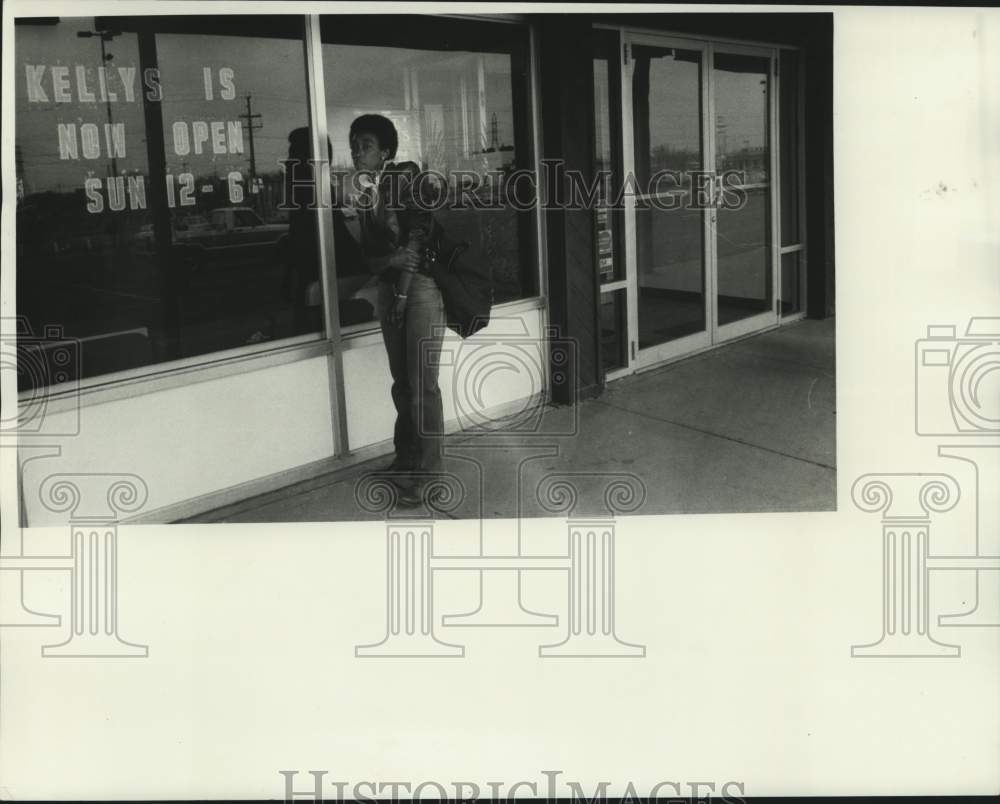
[379,273,446,474]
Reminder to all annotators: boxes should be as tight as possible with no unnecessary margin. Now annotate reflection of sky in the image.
[156,33,308,177]
[323,45,514,169]
[645,51,702,154]
[16,20,148,193]
[714,62,769,155]
[643,49,769,158]
[18,19,765,200]
[15,18,309,195]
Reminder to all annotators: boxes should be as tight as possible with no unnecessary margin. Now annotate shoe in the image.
[396,485,422,508]
[395,482,446,510]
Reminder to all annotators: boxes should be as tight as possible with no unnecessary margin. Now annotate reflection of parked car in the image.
[176,207,289,270]
[133,215,216,253]
[134,223,155,251]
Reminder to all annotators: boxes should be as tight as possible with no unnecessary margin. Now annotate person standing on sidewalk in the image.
[349,114,446,506]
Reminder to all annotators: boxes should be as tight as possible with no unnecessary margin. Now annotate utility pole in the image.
[240,94,263,199]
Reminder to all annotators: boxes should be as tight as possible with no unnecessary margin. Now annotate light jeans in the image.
[378,273,446,474]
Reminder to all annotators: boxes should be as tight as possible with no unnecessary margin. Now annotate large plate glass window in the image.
[320,16,536,333]
[14,16,316,389]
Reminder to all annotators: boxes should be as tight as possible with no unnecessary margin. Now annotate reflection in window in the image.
[713,53,770,184]
[717,186,771,325]
[321,21,535,330]
[631,44,706,347]
[714,52,772,325]
[14,16,314,389]
[631,45,702,188]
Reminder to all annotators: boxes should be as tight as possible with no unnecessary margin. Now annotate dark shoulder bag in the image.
[424,223,493,338]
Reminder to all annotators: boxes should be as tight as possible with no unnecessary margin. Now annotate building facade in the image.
[11,12,834,525]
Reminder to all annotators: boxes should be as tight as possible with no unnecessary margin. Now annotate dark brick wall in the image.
[537,16,604,403]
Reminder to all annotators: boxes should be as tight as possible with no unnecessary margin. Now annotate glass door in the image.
[619,31,779,371]
[623,35,712,370]
[711,44,779,341]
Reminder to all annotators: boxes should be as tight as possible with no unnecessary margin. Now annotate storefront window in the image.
[320,16,536,331]
[15,16,315,389]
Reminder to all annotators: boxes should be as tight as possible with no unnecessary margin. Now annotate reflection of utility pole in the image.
[760,78,768,151]
[240,94,263,196]
[489,112,499,152]
[77,25,121,179]
[716,114,729,165]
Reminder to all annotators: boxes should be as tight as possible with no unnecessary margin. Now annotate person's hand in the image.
[417,248,436,275]
[389,293,408,328]
[388,246,420,272]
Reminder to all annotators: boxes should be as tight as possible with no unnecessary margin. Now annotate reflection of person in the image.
[284,128,372,335]
[350,114,445,505]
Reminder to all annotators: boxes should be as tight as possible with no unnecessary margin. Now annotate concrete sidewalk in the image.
[187,317,836,523]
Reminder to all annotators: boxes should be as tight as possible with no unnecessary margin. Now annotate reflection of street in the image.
[168,239,293,354]
[17,204,297,377]
[174,207,289,271]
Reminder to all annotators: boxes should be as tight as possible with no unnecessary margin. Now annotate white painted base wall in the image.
[19,307,545,526]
